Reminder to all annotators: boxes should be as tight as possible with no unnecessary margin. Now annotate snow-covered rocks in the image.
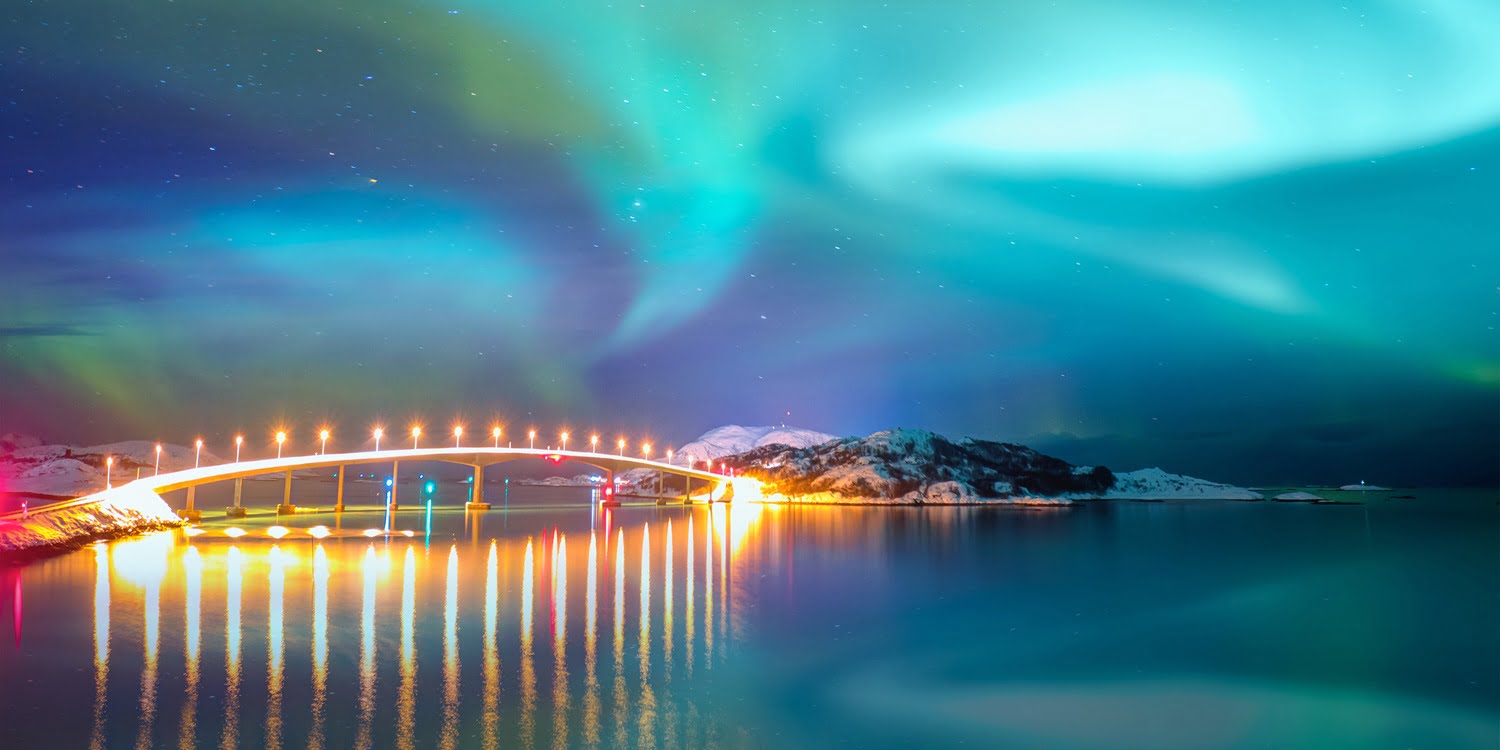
[0,484,182,552]
[1273,491,1325,502]
[1100,467,1264,500]
[727,428,1111,504]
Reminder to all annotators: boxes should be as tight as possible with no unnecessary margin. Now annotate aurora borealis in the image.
[1,0,1496,485]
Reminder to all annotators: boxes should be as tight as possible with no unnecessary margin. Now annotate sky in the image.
[1,0,1496,486]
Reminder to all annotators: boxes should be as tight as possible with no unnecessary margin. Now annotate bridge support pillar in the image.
[227,478,247,518]
[389,461,400,511]
[178,486,202,522]
[601,470,620,507]
[335,466,345,512]
[466,465,490,510]
[277,470,297,515]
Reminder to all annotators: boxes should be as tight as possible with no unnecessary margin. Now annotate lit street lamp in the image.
[320,429,330,455]
[234,435,243,463]
[154,444,162,476]
[276,431,287,459]
[667,448,674,463]
[195,438,203,469]
[528,429,536,450]
[561,432,569,452]
[454,425,463,448]
[617,438,625,456]
[643,443,652,460]
[492,426,501,448]
[373,427,384,452]
[412,426,422,450]
[105,456,113,489]
[590,434,599,452]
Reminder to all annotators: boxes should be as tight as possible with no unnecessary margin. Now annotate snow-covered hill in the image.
[726,428,1111,504]
[1100,468,1264,500]
[2,440,226,501]
[672,425,839,467]
[615,424,839,495]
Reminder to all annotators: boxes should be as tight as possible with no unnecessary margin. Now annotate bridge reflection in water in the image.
[73,503,765,749]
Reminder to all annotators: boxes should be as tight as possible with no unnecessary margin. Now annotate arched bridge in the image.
[76,447,730,521]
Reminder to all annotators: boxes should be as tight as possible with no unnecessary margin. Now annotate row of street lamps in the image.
[127,426,737,477]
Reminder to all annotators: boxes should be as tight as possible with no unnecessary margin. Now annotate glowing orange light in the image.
[268,526,290,539]
[224,527,247,538]
[308,526,331,539]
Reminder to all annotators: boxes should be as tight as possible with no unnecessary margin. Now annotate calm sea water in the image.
[0,486,1495,749]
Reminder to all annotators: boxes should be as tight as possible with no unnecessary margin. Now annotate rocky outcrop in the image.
[725,428,1112,504]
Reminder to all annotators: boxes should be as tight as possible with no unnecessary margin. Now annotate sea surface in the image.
[0,484,1495,749]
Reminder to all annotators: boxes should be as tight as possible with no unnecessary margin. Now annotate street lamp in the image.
[561,432,569,451]
[667,448,674,463]
[617,438,625,456]
[528,429,536,450]
[154,444,162,476]
[373,427,384,452]
[195,438,203,469]
[320,429,330,455]
[412,426,422,449]
[276,431,287,459]
[590,434,599,452]
[234,435,243,463]
[492,426,501,448]
[105,456,113,489]
[454,425,463,448]
[643,442,652,460]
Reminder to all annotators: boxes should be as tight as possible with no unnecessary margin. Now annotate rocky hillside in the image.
[725,428,1114,504]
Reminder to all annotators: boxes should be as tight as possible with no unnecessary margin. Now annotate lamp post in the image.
[561,432,569,452]
[667,448,674,463]
[105,456,113,489]
[276,431,287,459]
[154,444,162,476]
[412,426,421,450]
[643,443,652,460]
[528,430,536,450]
[234,435,243,463]
[617,438,625,457]
[454,426,463,448]
[373,427,384,452]
[194,439,203,469]
[492,426,501,448]
[320,429,330,455]
[590,434,599,453]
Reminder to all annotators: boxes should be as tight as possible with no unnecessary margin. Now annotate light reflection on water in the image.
[6,496,1498,749]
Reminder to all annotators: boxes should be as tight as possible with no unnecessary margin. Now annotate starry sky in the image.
[2,0,1497,486]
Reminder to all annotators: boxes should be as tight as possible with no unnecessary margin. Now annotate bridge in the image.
[4,446,733,525]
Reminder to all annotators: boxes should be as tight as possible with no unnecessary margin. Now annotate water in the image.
[0,488,1495,749]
